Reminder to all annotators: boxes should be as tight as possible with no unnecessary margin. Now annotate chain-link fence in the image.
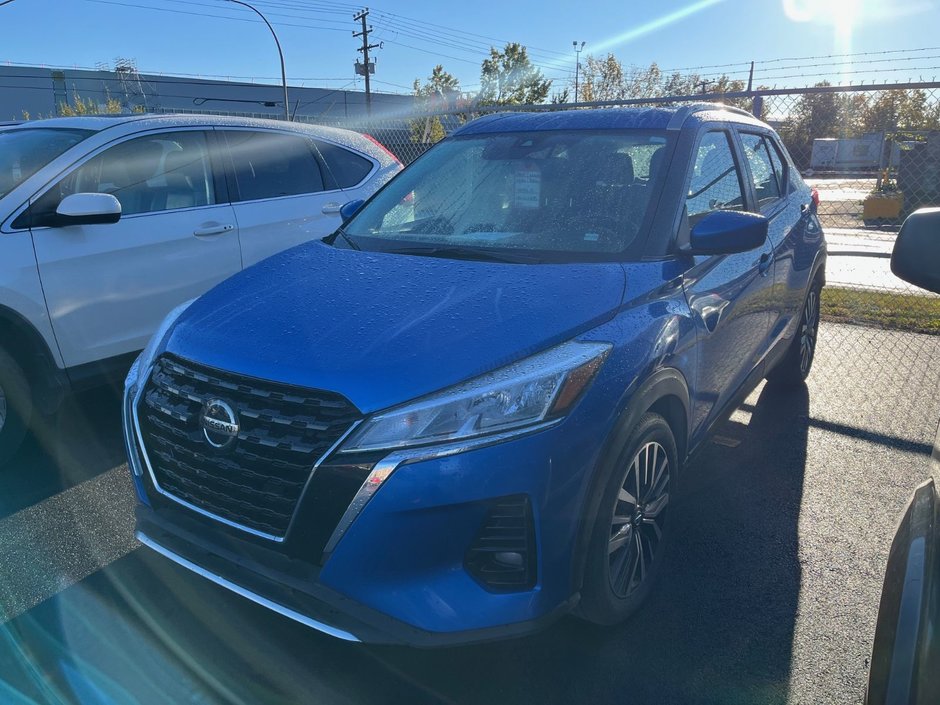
[302,84,940,446]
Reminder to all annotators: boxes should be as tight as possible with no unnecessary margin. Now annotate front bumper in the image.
[125,373,610,645]
[135,502,578,647]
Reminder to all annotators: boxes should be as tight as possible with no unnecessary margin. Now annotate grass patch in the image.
[821,286,940,335]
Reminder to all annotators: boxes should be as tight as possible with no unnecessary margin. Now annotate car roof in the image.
[452,103,767,136]
[0,113,353,135]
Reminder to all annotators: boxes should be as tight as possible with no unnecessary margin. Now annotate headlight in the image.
[125,298,196,390]
[339,340,611,454]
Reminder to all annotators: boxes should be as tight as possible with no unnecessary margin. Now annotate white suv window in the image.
[224,131,325,201]
[314,140,373,189]
[65,131,215,216]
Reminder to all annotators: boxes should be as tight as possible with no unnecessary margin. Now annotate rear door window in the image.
[223,130,325,202]
[766,138,787,193]
[740,133,783,208]
[314,140,374,189]
[686,131,746,224]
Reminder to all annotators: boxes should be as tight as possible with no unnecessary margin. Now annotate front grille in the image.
[465,495,537,591]
[137,355,361,538]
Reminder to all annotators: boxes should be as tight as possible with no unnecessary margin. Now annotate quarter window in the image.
[314,140,374,188]
[686,131,746,224]
[741,133,783,207]
[225,131,325,201]
[36,131,216,218]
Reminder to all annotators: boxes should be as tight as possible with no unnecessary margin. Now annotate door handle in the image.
[800,202,811,213]
[759,252,772,275]
[193,224,234,237]
[321,202,343,215]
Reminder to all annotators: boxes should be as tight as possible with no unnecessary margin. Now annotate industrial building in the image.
[0,62,414,123]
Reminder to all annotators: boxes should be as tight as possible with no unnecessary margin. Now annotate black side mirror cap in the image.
[688,210,768,255]
[891,208,940,294]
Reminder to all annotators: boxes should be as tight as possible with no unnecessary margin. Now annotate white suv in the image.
[0,114,401,463]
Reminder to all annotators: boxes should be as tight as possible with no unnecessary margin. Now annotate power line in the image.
[256,0,569,59]
[77,0,560,78]
[188,0,568,69]
[368,13,566,65]
[371,36,483,67]
[81,0,350,32]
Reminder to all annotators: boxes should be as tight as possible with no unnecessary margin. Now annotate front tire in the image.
[768,280,822,386]
[0,347,32,468]
[578,412,678,626]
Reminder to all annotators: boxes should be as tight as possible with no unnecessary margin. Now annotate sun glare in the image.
[784,0,865,74]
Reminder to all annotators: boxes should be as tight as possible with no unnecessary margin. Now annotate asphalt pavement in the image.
[1,322,938,705]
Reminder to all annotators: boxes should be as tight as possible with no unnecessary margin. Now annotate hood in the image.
[165,241,625,413]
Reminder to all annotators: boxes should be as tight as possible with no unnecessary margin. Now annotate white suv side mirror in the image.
[53,193,122,226]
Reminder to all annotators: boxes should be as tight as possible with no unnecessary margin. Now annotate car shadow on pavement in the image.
[361,381,811,705]
[0,385,125,520]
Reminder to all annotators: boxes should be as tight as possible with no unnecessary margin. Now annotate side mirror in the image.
[53,193,122,226]
[688,210,768,255]
[340,199,364,223]
[891,208,940,294]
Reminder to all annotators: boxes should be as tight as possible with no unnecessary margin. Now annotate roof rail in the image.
[666,102,756,130]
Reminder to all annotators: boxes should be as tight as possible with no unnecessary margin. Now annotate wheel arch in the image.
[0,304,68,414]
[570,367,691,595]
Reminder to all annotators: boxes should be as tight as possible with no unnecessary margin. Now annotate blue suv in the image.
[123,104,826,646]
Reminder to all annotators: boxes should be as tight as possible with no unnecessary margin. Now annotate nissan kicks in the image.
[123,103,826,646]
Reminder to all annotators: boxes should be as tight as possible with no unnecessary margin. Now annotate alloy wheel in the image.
[608,441,670,598]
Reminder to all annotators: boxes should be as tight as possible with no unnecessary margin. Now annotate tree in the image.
[860,89,940,132]
[574,60,747,108]
[578,54,627,102]
[623,61,663,99]
[550,87,570,104]
[410,65,460,145]
[479,43,551,105]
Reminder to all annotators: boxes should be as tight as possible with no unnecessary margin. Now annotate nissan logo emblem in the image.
[200,399,239,450]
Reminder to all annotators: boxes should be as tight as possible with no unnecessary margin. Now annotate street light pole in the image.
[573,41,586,103]
[225,0,290,120]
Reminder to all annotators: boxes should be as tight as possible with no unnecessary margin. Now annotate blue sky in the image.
[2,0,939,95]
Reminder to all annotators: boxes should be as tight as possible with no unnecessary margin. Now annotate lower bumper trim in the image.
[137,505,579,647]
[136,531,361,643]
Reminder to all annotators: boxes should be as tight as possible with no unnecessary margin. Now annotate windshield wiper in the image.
[324,227,360,251]
[383,245,543,264]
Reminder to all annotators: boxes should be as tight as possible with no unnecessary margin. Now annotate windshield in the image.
[344,130,669,260]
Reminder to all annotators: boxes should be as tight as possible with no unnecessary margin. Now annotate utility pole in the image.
[573,40,586,103]
[353,8,381,115]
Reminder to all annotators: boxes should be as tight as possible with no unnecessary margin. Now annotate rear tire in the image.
[0,347,32,468]
[768,280,822,387]
[578,412,678,626]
